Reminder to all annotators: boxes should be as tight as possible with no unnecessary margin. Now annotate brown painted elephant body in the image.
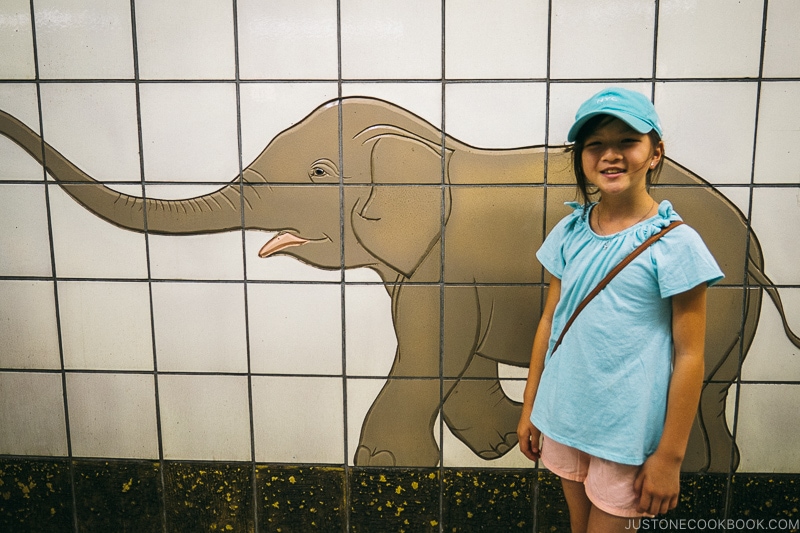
[2,98,797,471]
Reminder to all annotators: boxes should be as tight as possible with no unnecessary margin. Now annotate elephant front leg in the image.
[354,284,448,467]
[442,355,521,460]
[354,378,442,467]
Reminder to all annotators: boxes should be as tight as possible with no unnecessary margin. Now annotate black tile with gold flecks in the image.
[163,461,254,532]
[534,470,570,533]
[729,474,799,527]
[256,465,345,532]
[0,458,73,533]
[441,469,534,530]
[349,468,439,533]
[73,459,162,533]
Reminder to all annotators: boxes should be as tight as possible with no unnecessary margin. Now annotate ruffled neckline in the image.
[565,200,680,241]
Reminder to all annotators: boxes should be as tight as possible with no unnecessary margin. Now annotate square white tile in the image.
[248,283,342,375]
[445,82,547,148]
[657,0,763,78]
[754,82,800,184]
[251,376,344,463]
[0,0,35,79]
[40,83,140,183]
[655,82,758,185]
[158,374,251,461]
[0,281,60,369]
[0,372,67,456]
[139,83,239,184]
[548,82,654,146]
[33,0,134,79]
[0,184,52,276]
[345,284,396,377]
[751,187,800,285]
[340,0,441,80]
[763,0,800,77]
[445,0,549,80]
[729,383,800,473]
[48,184,149,279]
[237,0,338,80]
[549,0,655,79]
[58,280,154,371]
[151,282,248,373]
[134,0,234,80]
[741,288,800,382]
[66,372,159,459]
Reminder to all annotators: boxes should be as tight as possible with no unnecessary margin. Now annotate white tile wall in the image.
[0,0,798,476]
[0,372,67,456]
[237,0,339,80]
[0,185,52,276]
[762,0,800,77]
[158,374,251,461]
[656,0,764,78]
[33,0,134,80]
[252,376,345,463]
[59,281,154,371]
[340,0,441,79]
[66,372,159,458]
[0,281,60,369]
[151,282,248,373]
[0,0,35,79]
[134,0,235,80]
[444,0,549,80]
[754,82,800,184]
[550,0,655,79]
[139,83,239,184]
[248,283,343,375]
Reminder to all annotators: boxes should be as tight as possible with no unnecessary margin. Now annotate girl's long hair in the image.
[568,114,665,206]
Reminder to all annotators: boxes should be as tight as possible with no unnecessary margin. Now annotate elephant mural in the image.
[1,98,798,472]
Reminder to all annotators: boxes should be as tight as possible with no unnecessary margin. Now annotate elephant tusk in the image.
[258,232,310,258]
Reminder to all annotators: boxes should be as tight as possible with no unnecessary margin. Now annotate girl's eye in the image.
[312,168,326,177]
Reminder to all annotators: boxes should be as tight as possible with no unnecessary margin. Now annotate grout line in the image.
[23,2,81,532]
[125,0,169,531]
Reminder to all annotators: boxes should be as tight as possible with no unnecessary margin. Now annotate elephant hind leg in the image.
[442,355,521,460]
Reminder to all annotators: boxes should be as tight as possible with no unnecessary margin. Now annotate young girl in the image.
[517,87,723,533]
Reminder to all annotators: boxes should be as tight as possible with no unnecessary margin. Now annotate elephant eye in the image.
[309,159,340,181]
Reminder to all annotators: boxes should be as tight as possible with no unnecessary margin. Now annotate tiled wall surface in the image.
[1,0,799,530]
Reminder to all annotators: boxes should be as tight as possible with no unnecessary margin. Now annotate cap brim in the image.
[567,111,654,142]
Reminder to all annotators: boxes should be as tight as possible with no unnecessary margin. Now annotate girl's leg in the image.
[561,478,592,533]
[587,505,637,533]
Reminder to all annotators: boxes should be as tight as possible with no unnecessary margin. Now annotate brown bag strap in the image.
[550,220,684,356]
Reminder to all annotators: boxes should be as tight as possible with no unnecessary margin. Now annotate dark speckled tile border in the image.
[2,460,800,532]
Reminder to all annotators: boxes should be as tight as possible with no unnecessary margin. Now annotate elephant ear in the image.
[352,135,451,278]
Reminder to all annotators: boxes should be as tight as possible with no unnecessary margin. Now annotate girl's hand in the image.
[634,450,681,516]
[517,417,542,462]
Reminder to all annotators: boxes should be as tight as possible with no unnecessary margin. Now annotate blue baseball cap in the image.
[567,87,663,142]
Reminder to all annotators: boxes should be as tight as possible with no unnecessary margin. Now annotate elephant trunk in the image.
[1,109,248,234]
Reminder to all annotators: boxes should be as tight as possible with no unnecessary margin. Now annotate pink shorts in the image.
[540,435,649,518]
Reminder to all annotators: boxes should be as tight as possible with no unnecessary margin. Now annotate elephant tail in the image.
[747,255,800,348]
[0,109,246,235]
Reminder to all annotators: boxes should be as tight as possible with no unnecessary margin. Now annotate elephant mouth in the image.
[258,232,316,258]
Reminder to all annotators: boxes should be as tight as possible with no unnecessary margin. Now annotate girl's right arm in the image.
[517,275,561,462]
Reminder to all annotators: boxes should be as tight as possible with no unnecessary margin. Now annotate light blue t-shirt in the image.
[530,200,724,466]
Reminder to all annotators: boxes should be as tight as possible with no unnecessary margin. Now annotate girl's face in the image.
[580,118,664,199]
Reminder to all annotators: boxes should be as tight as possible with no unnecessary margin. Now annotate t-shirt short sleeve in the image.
[536,209,580,279]
[652,224,725,298]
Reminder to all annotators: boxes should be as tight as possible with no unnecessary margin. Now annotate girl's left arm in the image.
[635,282,708,516]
